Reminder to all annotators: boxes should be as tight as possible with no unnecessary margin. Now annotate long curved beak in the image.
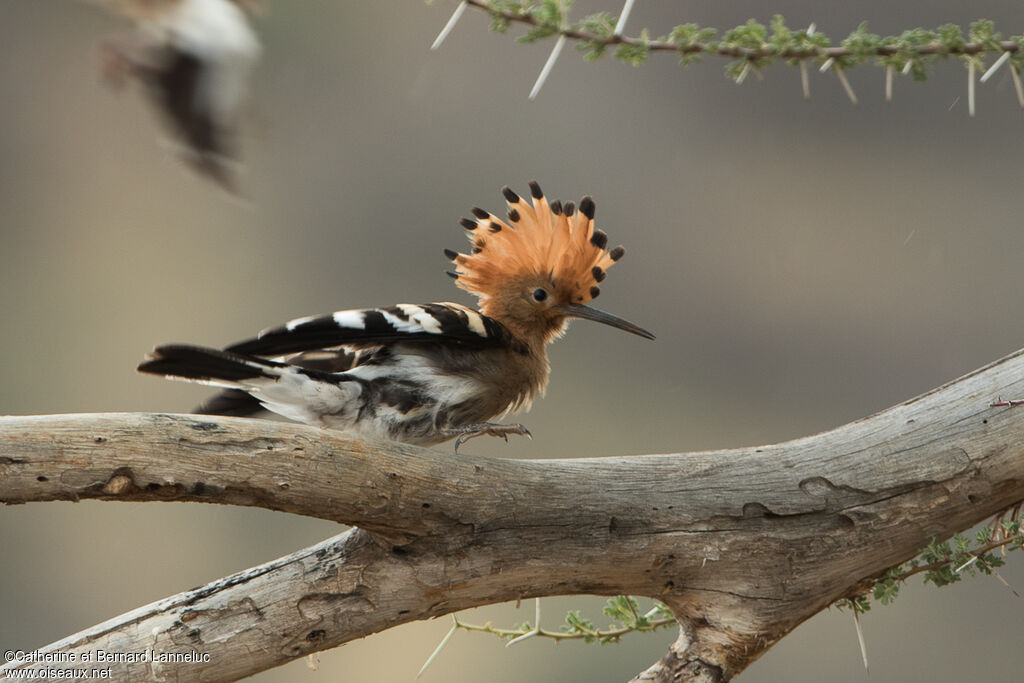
[560,303,655,340]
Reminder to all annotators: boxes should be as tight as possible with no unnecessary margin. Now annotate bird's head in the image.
[445,182,655,346]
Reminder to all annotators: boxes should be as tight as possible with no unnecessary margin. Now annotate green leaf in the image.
[936,23,966,55]
[840,21,883,66]
[615,32,650,67]
[574,11,614,61]
[873,578,900,605]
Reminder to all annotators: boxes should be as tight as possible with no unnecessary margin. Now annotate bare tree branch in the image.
[3,347,1024,681]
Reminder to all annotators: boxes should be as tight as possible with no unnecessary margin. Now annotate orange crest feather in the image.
[450,182,626,306]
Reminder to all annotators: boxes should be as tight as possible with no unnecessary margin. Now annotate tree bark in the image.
[3,348,1024,681]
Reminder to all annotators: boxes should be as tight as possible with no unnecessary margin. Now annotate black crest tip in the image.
[501,186,520,203]
[488,221,502,233]
[507,207,521,223]
[445,271,459,279]
[563,200,576,217]
[459,217,477,231]
[590,286,601,299]
[528,180,543,199]
[471,207,489,220]
[590,229,608,249]
[609,245,626,261]
[579,196,596,219]
[550,200,563,215]
[592,266,606,282]
[443,248,459,261]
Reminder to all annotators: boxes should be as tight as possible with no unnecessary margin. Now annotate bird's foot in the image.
[443,423,532,453]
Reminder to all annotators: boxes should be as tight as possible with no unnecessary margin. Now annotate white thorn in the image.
[529,34,567,100]
[901,59,914,76]
[968,59,976,117]
[736,62,751,84]
[990,567,1022,598]
[954,555,980,573]
[885,64,893,102]
[981,51,1011,83]
[613,0,636,37]
[836,66,858,105]
[431,1,468,51]
[506,598,542,647]
[1012,64,1024,108]
[505,629,537,647]
[819,57,834,73]
[852,610,870,676]
[800,23,815,100]
[417,621,458,678]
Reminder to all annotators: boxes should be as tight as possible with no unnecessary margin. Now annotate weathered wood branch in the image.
[3,348,1024,681]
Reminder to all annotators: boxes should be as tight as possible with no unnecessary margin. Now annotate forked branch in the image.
[3,347,1024,681]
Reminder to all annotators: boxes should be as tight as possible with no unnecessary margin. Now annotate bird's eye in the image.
[532,288,548,302]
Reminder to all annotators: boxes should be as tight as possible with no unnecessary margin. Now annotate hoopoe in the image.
[138,182,654,450]
[93,0,261,190]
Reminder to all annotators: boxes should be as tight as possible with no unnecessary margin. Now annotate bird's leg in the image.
[442,423,532,453]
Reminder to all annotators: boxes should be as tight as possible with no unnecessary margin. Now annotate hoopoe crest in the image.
[447,181,651,346]
[139,182,653,451]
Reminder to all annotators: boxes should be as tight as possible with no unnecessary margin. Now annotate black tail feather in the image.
[193,388,266,417]
[138,344,278,383]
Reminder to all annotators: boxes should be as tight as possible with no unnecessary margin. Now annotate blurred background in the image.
[2,1,1023,680]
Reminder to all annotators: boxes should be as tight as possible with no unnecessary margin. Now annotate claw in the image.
[445,422,531,453]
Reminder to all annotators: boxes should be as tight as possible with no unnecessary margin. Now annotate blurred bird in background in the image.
[139,182,655,450]
[91,0,262,191]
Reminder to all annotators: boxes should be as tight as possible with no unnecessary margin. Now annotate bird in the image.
[138,182,655,450]
[92,0,262,191]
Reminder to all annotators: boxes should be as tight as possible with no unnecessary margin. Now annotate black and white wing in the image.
[226,302,518,357]
[141,302,519,418]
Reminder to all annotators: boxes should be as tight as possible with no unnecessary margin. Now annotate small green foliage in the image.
[665,23,718,65]
[872,575,900,605]
[767,15,793,53]
[969,19,1002,50]
[840,22,883,68]
[836,594,871,615]
[887,28,937,80]
[486,2,534,34]
[563,610,599,642]
[451,596,675,648]
[603,595,641,624]
[1009,35,1024,76]
[835,508,1023,615]
[935,23,966,56]
[615,30,650,67]
[722,19,767,51]
[518,7,558,42]
[574,12,614,61]
[517,0,571,44]
[720,19,772,81]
